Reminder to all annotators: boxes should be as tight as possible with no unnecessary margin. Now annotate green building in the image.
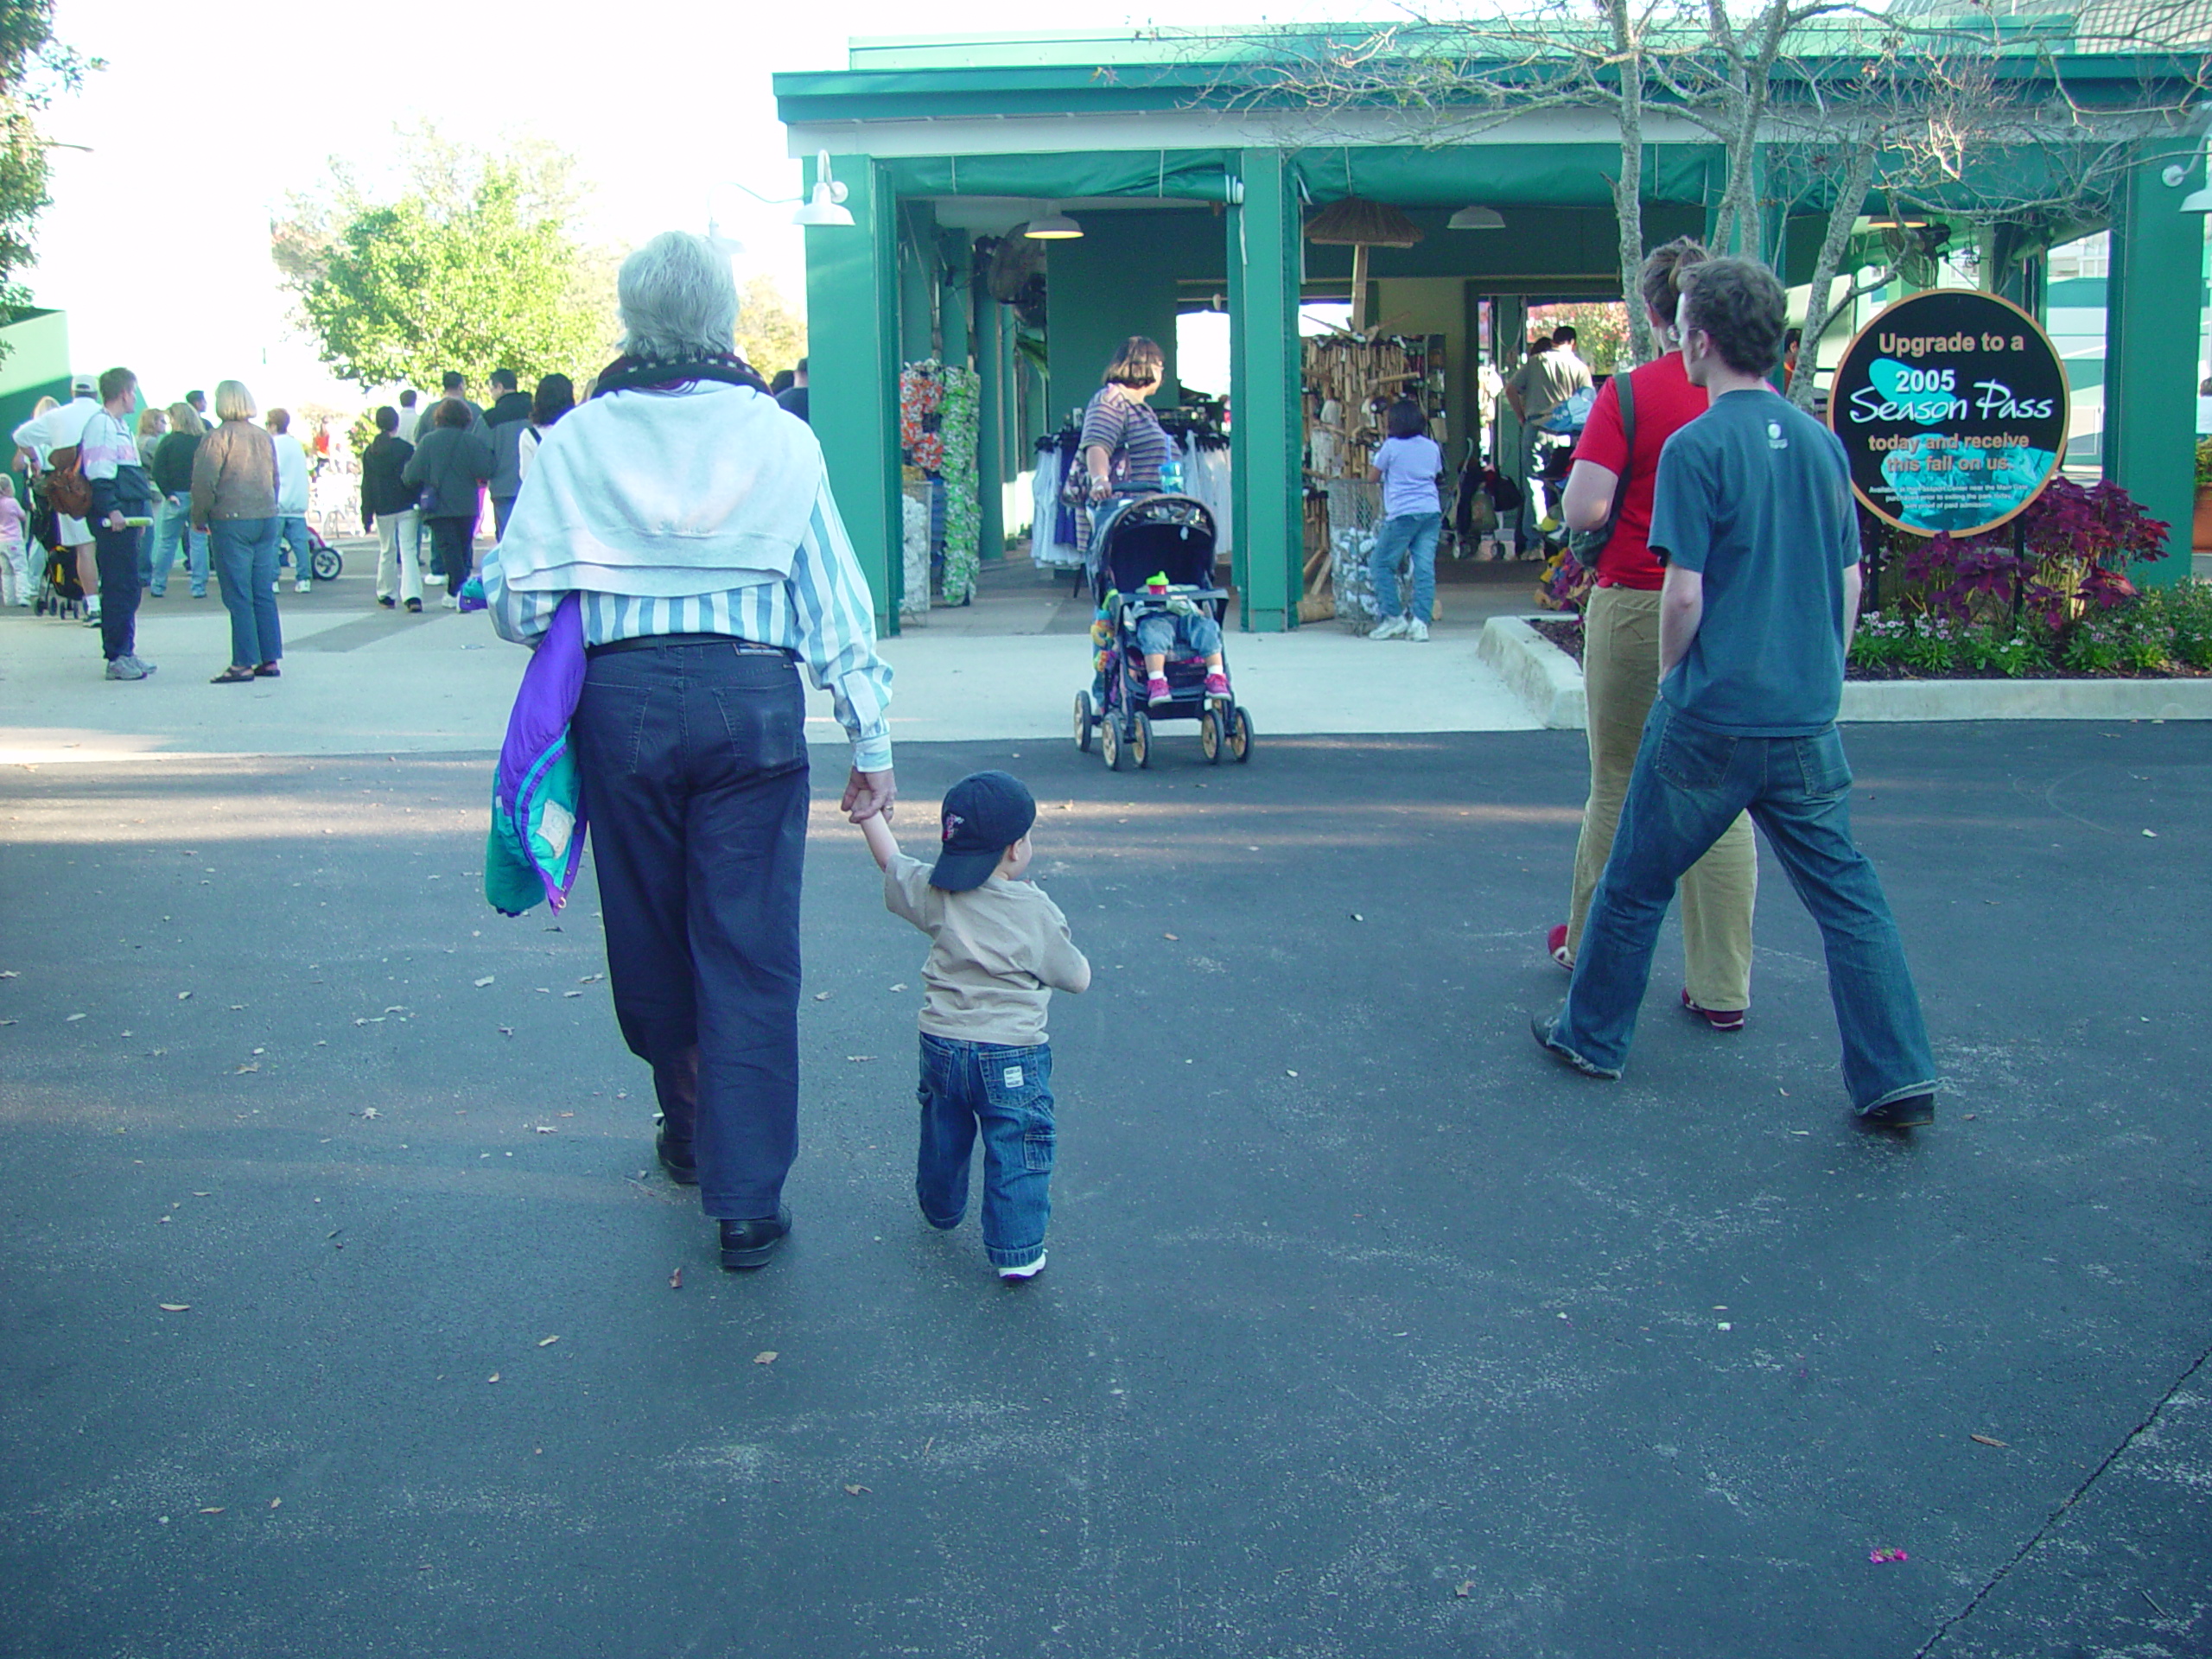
[774,28,2209,633]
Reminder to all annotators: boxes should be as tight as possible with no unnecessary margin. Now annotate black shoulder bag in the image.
[1567,369,1636,563]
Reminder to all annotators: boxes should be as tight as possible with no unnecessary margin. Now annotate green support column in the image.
[2105,147,2202,585]
[976,273,1005,564]
[804,154,902,632]
[1230,149,1302,632]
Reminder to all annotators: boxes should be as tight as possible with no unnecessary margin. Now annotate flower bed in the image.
[1532,477,2212,681]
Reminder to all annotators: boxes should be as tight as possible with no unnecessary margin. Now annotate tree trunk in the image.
[1792,141,1879,407]
[1610,1,1652,365]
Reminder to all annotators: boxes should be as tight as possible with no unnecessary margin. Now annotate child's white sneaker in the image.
[1405,618,1430,642]
[1370,615,1408,639]
[998,1250,1047,1282]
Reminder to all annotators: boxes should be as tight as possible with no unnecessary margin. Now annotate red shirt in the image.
[1570,349,1710,590]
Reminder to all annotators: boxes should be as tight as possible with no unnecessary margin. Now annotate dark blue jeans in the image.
[917,1034,1054,1269]
[1554,701,1938,1113]
[91,519,142,662]
[571,642,810,1221]
[211,518,282,668]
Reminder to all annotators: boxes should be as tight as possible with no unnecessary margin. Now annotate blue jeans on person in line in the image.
[1370,511,1442,622]
[917,1033,1054,1269]
[274,514,314,582]
[1550,700,1938,1112]
[149,494,208,595]
[211,518,283,668]
[1133,611,1224,660]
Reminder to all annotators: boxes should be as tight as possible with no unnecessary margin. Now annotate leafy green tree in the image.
[734,273,806,379]
[276,125,617,391]
[0,0,98,358]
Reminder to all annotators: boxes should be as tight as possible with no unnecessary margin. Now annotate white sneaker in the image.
[441,592,459,610]
[1370,615,1408,640]
[1405,619,1430,642]
[998,1250,1047,1282]
[294,579,312,593]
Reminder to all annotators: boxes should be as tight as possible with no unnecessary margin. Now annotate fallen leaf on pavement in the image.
[843,1484,870,1497]
[176,991,191,1000]
[1286,1069,1298,1077]
[199,1507,224,1515]
[158,1303,190,1313]
[66,1013,86,1022]
[889,983,906,992]
[227,1005,245,1011]
[359,1107,379,1119]
[534,1125,556,1134]
[498,1027,513,1037]
[235,1065,258,1074]
[537,1335,560,1347]
[0,970,16,978]
[1970,1433,2007,1448]
[563,990,582,998]
[813,991,832,1001]
[846,1055,876,1063]
[269,1498,281,1510]
[577,974,603,984]
[1455,1582,1473,1599]
[1163,932,1179,940]
[487,1373,501,1383]
[753,1351,778,1365]
[474,976,495,988]
[669,1267,683,1289]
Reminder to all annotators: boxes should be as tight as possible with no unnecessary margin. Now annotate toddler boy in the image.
[861,770,1090,1281]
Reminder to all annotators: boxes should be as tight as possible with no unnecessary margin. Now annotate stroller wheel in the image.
[1073,690,1094,753]
[1230,706,1255,763]
[1130,711,1152,771]
[1101,716,1127,772]
[1199,709,1224,765]
[309,541,342,582]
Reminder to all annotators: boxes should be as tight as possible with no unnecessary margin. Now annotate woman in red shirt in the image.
[1550,238,1758,1028]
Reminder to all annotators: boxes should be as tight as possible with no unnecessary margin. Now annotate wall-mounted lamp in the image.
[794,151,855,227]
[1447,205,1505,231]
[1023,203,1084,240]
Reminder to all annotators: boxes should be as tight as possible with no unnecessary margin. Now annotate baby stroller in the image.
[1073,494,1254,770]
[283,523,343,584]
[30,500,83,620]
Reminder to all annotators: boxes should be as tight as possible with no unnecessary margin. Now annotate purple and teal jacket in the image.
[485,592,588,916]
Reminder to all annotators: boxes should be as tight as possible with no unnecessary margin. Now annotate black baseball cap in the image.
[930,771,1037,893]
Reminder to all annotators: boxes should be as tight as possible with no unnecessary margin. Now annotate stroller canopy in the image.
[1091,495,1218,601]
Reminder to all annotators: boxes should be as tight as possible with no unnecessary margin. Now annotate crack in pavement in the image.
[1914,1339,2212,1656]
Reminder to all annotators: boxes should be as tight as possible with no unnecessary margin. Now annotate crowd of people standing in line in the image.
[3,365,593,680]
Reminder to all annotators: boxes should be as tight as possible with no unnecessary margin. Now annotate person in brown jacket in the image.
[190,379,283,683]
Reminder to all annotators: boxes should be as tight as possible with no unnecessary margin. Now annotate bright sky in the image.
[23,0,1363,416]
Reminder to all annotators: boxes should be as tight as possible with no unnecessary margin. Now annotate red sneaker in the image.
[1203,672,1230,698]
[1546,924,1573,973]
[1681,988,1745,1032]
[1147,675,1172,705]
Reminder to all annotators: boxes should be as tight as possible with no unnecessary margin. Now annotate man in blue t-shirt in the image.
[1532,257,1940,1128]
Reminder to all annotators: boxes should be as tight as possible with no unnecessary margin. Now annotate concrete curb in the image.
[1476,613,2212,728]
[1475,615,1587,729]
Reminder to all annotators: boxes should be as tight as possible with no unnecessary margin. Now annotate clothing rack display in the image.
[1031,429,1084,569]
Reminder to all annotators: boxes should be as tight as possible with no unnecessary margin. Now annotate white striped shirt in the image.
[483,476,894,772]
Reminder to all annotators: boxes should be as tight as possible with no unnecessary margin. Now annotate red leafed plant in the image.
[1888,478,2164,632]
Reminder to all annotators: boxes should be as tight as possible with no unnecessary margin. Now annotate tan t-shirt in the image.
[885,854,1091,1046]
[1509,348,1593,423]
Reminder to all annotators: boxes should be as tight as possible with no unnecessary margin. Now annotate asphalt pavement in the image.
[1,722,2208,1658]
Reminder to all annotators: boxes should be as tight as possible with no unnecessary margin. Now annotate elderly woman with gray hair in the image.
[484,232,896,1274]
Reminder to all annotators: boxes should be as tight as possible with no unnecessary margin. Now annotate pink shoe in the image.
[1203,672,1230,698]
[1147,675,1172,705]
[1681,988,1745,1032]
[1547,924,1573,972]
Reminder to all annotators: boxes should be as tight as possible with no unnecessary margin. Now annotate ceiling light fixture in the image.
[1023,204,1084,240]
[1448,205,1505,231]
[792,151,855,227]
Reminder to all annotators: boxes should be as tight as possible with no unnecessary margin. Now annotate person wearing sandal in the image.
[189,379,284,683]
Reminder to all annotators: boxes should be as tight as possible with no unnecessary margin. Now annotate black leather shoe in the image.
[1859,1094,1936,1128]
[720,1208,791,1269]
[655,1122,698,1185]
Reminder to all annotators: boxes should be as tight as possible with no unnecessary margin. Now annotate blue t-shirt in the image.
[1647,389,1861,737]
[1373,435,1442,518]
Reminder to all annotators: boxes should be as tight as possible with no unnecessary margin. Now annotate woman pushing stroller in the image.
[1076,336,1227,706]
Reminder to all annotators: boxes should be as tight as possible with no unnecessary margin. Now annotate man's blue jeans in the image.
[917,1034,1054,1269]
[1370,511,1442,621]
[149,494,208,595]
[1553,701,1938,1114]
[274,514,314,583]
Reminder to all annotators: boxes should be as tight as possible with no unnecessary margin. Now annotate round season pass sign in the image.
[1828,289,2068,537]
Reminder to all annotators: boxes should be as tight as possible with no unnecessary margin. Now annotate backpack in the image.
[1568,371,1637,563]
[44,423,92,518]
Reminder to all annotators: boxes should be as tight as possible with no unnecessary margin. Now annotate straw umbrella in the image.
[1304,197,1424,333]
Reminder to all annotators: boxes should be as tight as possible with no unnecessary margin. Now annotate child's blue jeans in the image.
[916,1033,1054,1269]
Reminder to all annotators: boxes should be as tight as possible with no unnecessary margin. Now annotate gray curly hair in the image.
[618,232,740,363]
